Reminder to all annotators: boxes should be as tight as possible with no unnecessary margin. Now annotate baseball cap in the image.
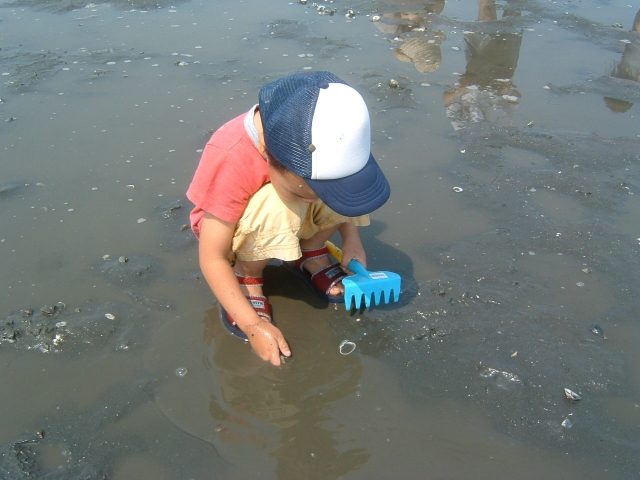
[258,71,390,217]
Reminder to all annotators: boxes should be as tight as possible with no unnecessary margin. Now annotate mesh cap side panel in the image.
[259,72,348,178]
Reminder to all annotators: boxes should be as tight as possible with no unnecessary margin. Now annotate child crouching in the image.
[187,71,390,365]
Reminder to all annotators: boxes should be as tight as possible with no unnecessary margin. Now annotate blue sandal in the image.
[283,246,347,303]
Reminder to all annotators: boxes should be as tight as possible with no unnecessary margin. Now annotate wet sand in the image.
[1,0,640,478]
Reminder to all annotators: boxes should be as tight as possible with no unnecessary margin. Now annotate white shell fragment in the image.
[105,313,115,320]
[564,388,581,401]
[339,340,356,355]
[561,418,573,428]
[453,187,464,193]
[137,218,147,223]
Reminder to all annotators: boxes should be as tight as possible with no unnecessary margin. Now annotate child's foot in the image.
[299,254,344,297]
[283,245,347,302]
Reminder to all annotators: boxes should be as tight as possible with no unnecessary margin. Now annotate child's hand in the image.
[244,320,291,366]
[338,223,367,273]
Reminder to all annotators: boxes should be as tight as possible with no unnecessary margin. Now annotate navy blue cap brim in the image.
[305,154,390,217]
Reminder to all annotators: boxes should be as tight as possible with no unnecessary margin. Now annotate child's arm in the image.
[198,212,291,366]
[337,223,367,272]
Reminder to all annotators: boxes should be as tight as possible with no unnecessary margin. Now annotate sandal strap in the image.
[310,264,347,297]
[234,272,263,287]
[294,246,331,271]
[229,294,272,326]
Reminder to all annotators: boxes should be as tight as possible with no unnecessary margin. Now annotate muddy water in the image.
[1,0,639,478]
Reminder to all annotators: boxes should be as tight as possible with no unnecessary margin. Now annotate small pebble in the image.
[119,256,128,263]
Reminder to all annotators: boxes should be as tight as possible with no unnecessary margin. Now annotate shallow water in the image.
[1,0,640,478]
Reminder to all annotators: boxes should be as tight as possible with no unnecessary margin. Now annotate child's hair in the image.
[266,153,288,174]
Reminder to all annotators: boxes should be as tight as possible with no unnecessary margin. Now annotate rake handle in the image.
[325,241,370,278]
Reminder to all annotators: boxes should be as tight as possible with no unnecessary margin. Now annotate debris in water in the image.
[339,340,356,355]
[561,418,573,428]
[564,388,581,401]
[453,187,463,193]
[105,313,115,320]
[175,367,187,377]
[591,324,603,337]
[137,218,146,224]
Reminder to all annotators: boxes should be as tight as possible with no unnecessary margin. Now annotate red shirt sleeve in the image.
[186,114,269,237]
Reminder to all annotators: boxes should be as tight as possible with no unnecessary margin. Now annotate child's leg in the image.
[232,183,368,297]
[296,201,370,296]
[231,183,308,296]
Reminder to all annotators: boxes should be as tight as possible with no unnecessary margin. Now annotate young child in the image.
[187,71,390,366]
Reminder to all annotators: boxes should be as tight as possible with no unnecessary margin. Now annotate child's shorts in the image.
[232,183,369,263]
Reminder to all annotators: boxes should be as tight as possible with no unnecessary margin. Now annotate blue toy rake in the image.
[325,241,401,310]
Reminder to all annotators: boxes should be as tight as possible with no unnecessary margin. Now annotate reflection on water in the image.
[151,301,368,478]
[605,9,640,113]
[207,305,369,480]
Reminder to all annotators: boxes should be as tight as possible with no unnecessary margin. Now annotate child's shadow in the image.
[264,220,417,313]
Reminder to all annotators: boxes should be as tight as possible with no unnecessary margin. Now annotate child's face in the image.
[267,159,319,204]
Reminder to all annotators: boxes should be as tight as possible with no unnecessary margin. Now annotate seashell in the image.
[564,388,581,401]
[105,313,115,320]
[452,187,463,193]
[339,340,356,355]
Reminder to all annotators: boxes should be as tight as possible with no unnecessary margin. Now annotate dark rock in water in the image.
[125,290,172,310]
[97,254,162,287]
[1,301,148,353]
[154,198,197,253]
[0,435,50,479]
[6,0,189,13]
[0,48,64,92]
[0,377,157,479]
[0,182,27,200]
[359,72,418,111]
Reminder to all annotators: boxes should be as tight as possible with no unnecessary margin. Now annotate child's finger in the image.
[278,337,291,358]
